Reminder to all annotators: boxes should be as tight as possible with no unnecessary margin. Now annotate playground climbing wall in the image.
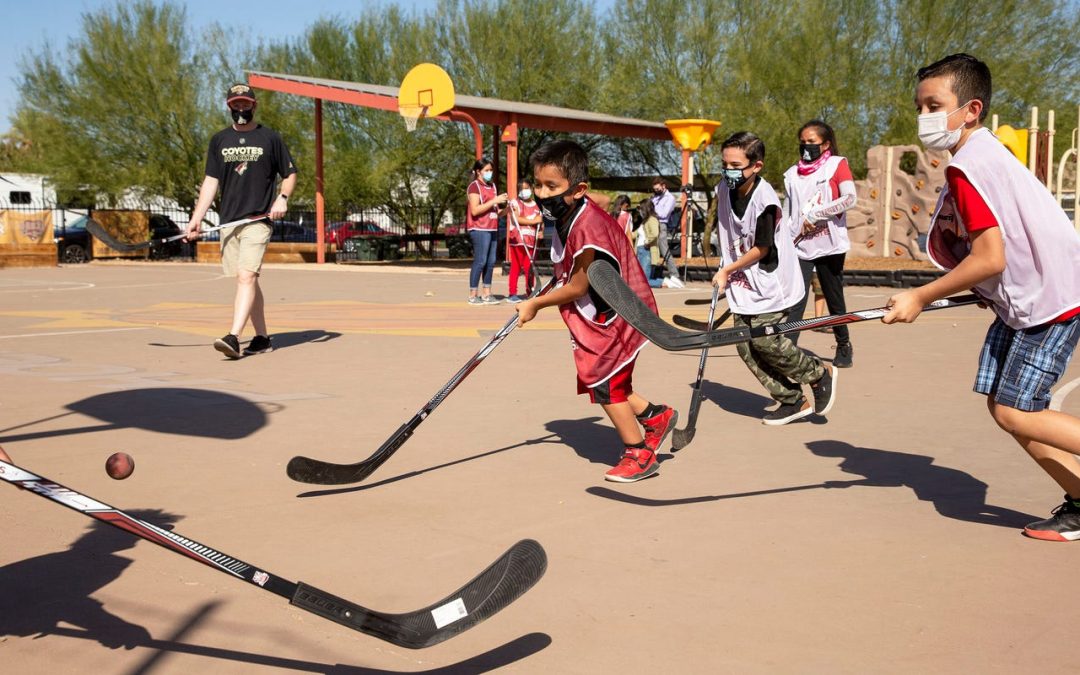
[846,145,950,260]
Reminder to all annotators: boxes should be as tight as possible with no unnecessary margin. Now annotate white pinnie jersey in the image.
[715,178,805,315]
[927,127,1080,329]
[783,155,852,259]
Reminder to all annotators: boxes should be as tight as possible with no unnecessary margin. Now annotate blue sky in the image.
[1,0,504,135]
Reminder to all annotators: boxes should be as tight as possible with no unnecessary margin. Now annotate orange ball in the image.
[106,452,135,480]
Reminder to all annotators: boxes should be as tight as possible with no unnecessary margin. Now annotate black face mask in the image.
[535,188,577,223]
[231,107,254,125]
[652,187,664,196]
[799,143,822,162]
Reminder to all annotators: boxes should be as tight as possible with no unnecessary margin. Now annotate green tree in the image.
[15,1,220,208]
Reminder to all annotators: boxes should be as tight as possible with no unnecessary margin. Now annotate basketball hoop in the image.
[401,105,428,133]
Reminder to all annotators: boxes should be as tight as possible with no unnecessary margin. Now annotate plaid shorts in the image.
[974,316,1080,411]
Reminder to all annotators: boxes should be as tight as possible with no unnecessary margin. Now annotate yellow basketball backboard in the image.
[398,63,455,121]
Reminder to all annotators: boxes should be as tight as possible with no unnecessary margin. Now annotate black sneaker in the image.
[762,399,813,426]
[1024,497,1080,541]
[834,342,853,368]
[243,334,273,356]
[213,333,241,359]
[810,365,837,415]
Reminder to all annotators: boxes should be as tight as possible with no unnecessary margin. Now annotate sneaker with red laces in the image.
[604,447,659,483]
[639,406,678,452]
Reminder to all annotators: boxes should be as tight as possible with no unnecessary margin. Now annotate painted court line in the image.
[1050,375,1080,411]
[0,327,150,340]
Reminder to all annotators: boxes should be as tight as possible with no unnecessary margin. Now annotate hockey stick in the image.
[670,285,720,451]
[684,293,726,306]
[86,213,270,253]
[287,276,558,485]
[673,309,732,332]
[0,459,546,649]
[587,260,980,352]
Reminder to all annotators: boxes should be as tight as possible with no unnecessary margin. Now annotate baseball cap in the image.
[226,83,256,104]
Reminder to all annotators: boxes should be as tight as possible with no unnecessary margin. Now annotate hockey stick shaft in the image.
[0,459,545,648]
[670,285,720,450]
[287,277,558,485]
[86,213,270,253]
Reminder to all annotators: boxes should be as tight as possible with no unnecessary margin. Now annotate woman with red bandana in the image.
[782,120,857,367]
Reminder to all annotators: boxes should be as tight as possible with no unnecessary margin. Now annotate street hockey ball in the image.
[106,452,135,480]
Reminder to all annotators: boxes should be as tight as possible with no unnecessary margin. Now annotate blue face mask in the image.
[481,171,493,183]
[723,167,750,190]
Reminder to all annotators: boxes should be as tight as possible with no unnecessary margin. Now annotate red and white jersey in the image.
[466,179,498,231]
[927,128,1080,329]
[714,178,804,315]
[509,198,541,248]
[551,198,655,387]
[784,155,853,259]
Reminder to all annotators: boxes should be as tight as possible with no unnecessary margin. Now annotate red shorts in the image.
[577,361,635,404]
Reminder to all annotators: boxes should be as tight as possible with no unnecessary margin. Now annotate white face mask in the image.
[519,189,532,200]
[917,101,972,150]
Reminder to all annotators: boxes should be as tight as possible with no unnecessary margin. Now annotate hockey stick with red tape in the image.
[0,458,546,649]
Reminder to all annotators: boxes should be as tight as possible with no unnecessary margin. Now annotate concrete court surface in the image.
[1,261,1080,675]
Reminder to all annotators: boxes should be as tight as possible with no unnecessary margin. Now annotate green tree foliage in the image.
[14,1,221,207]
[5,0,1078,217]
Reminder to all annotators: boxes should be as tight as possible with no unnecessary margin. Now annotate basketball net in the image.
[401,105,428,133]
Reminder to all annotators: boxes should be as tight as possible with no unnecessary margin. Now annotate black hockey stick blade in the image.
[588,260,708,350]
[287,276,558,485]
[0,459,546,649]
[292,538,547,648]
[684,293,727,306]
[673,309,732,331]
[670,285,721,451]
[589,259,981,352]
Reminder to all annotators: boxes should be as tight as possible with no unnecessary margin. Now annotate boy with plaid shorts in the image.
[186,83,297,359]
[884,54,1080,541]
[516,141,677,483]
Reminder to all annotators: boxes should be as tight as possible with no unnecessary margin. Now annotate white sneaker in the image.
[661,277,673,288]
[673,277,686,288]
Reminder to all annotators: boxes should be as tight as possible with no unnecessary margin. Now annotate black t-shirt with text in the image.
[205,125,296,222]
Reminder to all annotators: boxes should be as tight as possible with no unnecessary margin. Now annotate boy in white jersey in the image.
[884,53,1080,541]
[711,132,837,425]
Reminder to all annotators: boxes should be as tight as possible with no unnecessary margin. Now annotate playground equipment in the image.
[993,106,1078,231]
[664,119,722,258]
[844,144,948,259]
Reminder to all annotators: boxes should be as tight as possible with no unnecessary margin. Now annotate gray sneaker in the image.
[467,296,483,305]
[482,295,501,304]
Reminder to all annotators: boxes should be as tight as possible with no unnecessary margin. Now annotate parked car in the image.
[148,214,192,259]
[271,220,317,243]
[326,220,391,246]
[55,216,91,263]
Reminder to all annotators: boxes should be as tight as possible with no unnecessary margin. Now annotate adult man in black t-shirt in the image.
[186,83,297,359]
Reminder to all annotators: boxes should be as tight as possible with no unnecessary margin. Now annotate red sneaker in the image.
[604,447,659,483]
[640,406,678,452]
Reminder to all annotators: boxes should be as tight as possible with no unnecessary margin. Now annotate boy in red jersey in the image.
[516,141,677,483]
[884,53,1080,541]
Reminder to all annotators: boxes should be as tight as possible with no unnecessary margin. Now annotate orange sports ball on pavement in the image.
[106,452,135,480]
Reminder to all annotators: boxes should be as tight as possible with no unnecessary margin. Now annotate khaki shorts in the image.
[221,221,272,276]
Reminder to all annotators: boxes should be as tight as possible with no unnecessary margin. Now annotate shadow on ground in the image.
[0,513,550,672]
[0,388,270,443]
[148,329,341,350]
[588,439,1036,529]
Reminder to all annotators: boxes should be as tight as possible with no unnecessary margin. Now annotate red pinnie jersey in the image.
[551,199,657,387]
[509,199,542,248]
